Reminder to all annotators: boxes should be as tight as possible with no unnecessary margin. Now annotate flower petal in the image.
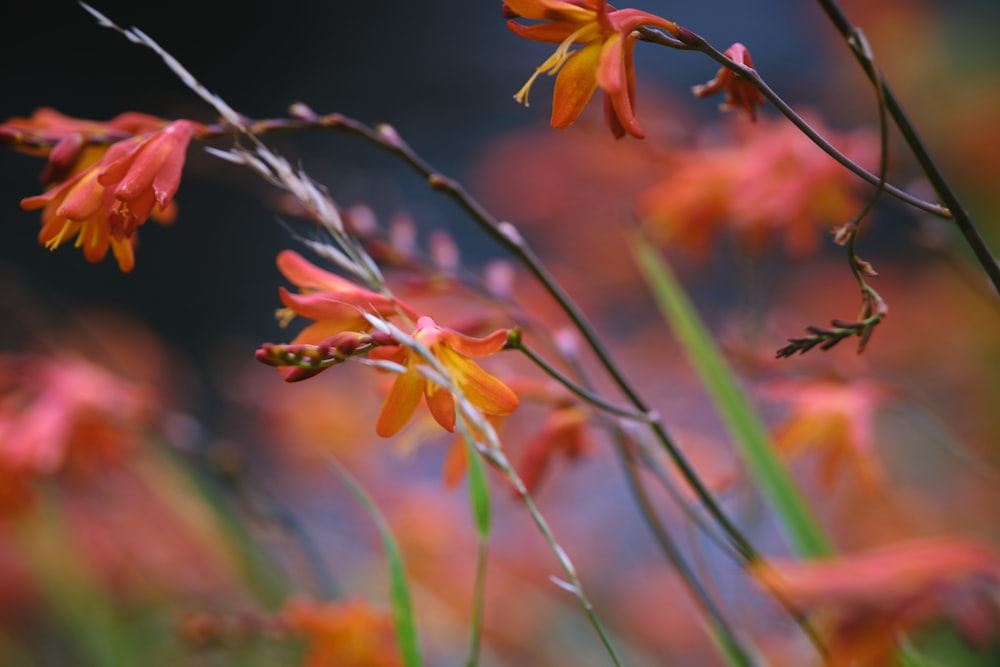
[551,39,602,129]
[376,372,425,437]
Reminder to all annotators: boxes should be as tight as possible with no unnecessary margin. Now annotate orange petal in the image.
[442,349,519,416]
[551,39,601,129]
[375,372,424,437]
[425,382,457,432]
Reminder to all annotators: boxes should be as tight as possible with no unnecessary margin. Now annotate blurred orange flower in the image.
[752,538,1000,667]
[517,404,591,494]
[506,0,678,138]
[762,377,892,491]
[637,113,876,256]
[692,43,766,122]
[283,597,402,667]
[0,353,154,476]
[371,316,519,437]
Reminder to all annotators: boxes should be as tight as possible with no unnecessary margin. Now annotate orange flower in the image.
[506,0,678,138]
[372,316,519,437]
[637,113,877,256]
[692,43,766,121]
[19,119,202,272]
[283,597,402,667]
[276,249,418,346]
[752,539,1000,666]
[762,377,891,491]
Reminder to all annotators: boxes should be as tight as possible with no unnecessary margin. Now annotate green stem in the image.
[630,232,833,558]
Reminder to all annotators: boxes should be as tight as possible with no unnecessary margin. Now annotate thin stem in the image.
[275,111,762,563]
[613,437,759,667]
[509,334,655,423]
[814,0,1000,295]
[654,27,949,219]
[464,538,489,667]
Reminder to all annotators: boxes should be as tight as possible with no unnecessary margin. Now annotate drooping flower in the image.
[372,316,519,437]
[19,119,204,272]
[506,0,679,138]
[692,43,766,121]
[752,539,1000,667]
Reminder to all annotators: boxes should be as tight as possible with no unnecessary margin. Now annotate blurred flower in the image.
[517,404,590,494]
[506,0,679,138]
[692,43,766,122]
[637,113,877,256]
[283,597,402,667]
[19,119,203,272]
[762,376,892,491]
[752,538,1000,666]
[276,249,417,346]
[371,316,519,437]
[0,353,155,476]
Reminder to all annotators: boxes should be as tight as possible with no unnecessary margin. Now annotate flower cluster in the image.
[260,251,519,438]
[636,113,877,256]
[1,109,204,271]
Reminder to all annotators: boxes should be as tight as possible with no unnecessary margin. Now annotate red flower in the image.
[506,0,679,138]
[692,43,766,121]
[20,119,203,272]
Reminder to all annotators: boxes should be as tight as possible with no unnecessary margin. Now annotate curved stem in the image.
[613,436,759,667]
[510,334,655,423]
[814,0,1000,295]
[652,27,949,219]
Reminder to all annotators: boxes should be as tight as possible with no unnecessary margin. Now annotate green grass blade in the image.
[458,419,492,666]
[329,459,423,667]
[630,233,833,557]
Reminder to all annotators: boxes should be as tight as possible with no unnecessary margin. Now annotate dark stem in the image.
[815,0,1000,295]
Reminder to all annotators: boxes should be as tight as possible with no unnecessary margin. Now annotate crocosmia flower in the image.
[371,316,519,437]
[506,0,678,138]
[19,119,204,272]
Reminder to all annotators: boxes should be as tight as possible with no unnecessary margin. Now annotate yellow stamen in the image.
[514,23,596,107]
[45,220,74,250]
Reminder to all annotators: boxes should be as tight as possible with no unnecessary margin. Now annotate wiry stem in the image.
[642,25,949,219]
[814,0,1000,295]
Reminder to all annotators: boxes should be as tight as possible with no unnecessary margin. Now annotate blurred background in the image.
[1,1,999,665]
